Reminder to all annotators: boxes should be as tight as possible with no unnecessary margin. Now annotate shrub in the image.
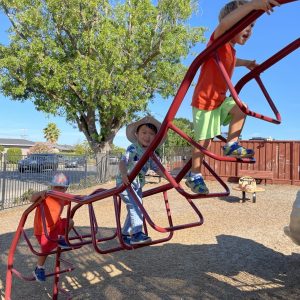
[14,188,35,204]
[6,148,22,164]
[68,175,98,191]
[28,142,56,154]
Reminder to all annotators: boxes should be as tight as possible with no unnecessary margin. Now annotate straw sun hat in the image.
[126,116,165,146]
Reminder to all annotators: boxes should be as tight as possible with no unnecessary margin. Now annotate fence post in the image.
[84,156,87,188]
[1,154,7,210]
[291,141,295,185]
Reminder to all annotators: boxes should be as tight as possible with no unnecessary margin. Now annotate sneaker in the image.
[223,142,254,158]
[185,173,209,194]
[57,237,71,249]
[122,234,131,246]
[33,267,46,282]
[130,232,152,245]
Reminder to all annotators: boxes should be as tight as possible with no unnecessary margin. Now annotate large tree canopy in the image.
[0,0,206,155]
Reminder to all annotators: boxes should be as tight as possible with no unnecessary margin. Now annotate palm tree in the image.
[43,123,60,144]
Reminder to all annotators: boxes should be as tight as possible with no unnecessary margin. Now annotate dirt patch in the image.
[1,180,300,299]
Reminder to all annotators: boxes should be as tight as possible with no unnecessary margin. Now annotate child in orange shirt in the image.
[31,172,73,282]
[187,0,280,194]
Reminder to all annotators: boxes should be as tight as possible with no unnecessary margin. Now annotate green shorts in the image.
[193,97,236,141]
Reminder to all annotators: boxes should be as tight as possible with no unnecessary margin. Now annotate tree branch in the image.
[2,5,28,41]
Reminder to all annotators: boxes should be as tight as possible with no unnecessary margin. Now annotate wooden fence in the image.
[203,140,300,186]
[167,141,300,186]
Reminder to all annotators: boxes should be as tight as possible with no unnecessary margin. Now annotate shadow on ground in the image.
[1,226,300,300]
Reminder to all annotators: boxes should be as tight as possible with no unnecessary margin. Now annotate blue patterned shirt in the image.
[116,143,160,188]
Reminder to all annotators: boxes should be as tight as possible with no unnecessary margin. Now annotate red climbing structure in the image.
[5,1,299,299]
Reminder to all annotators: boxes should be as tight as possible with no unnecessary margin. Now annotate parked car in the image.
[18,153,59,173]
[64,157,86,168]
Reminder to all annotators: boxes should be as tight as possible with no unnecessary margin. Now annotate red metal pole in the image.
[5,207,32,300]
[52,249,61,300]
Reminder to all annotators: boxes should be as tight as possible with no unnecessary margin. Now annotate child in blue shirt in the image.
[116,116,164,245]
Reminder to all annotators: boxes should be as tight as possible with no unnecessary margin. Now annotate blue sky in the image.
[0,0,299,149]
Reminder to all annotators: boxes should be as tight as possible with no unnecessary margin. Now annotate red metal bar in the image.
[53,249,61,300]
[6,2,298,298]
[229,38,300,123]
[10,255,75,281]
[168,123,256,164]
[5,202,37,300]
[5,199,77,300]
[120,1,297,197]
[113,193,174,249]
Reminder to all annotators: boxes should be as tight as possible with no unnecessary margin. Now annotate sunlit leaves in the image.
[0,0,206,153]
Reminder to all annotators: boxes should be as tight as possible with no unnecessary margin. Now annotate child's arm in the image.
[119,160,130,185]
[236,58,259,70]
[30,190,47,203]
[214,0,280,39]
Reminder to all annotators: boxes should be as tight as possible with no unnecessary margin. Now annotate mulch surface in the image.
[1,180,300,300]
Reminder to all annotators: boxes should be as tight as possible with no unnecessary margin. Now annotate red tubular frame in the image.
[5,200,76,300]
[5,1,298,299]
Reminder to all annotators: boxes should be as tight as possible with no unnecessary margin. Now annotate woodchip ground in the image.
[1,180,300,299]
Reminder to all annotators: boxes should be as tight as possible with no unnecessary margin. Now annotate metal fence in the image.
[0,153,119,210]
[0,151,188,210]
[2,140,299,210]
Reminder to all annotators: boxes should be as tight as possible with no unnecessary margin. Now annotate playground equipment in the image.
[232,176,265,203]
[5,1,299,299]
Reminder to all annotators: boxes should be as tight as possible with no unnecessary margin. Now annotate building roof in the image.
[0,138,35,147]
[0,138,75,151]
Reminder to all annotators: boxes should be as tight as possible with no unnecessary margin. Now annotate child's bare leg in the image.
[186,139,210,194]
[191,139,211,173]
[37,255,47,267]
[224,104,254,158]
[227,104,246,142]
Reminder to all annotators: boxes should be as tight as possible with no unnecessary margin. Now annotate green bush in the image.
[68,175,98,191]
[6,148,22,164]
[14,188,35,204]
[0,145,4,153]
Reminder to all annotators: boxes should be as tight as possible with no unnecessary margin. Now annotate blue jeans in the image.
[120,183,143,235]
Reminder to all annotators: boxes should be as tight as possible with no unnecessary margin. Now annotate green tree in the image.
[6,147,22,163]
[0,0,206,159]
[110,144,125,157]
[164,117,193,155]
[73,143,86,156]
[0,145,4,153]
[72,141,93,156]
[43,122,60,144]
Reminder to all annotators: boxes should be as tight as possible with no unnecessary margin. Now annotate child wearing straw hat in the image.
[116,116,164,245]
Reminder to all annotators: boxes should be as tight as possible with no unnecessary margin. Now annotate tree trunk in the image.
[95,151,109,183]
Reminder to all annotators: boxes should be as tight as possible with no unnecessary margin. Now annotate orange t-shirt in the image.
[34,195,68,235]
[192,32,236,111]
